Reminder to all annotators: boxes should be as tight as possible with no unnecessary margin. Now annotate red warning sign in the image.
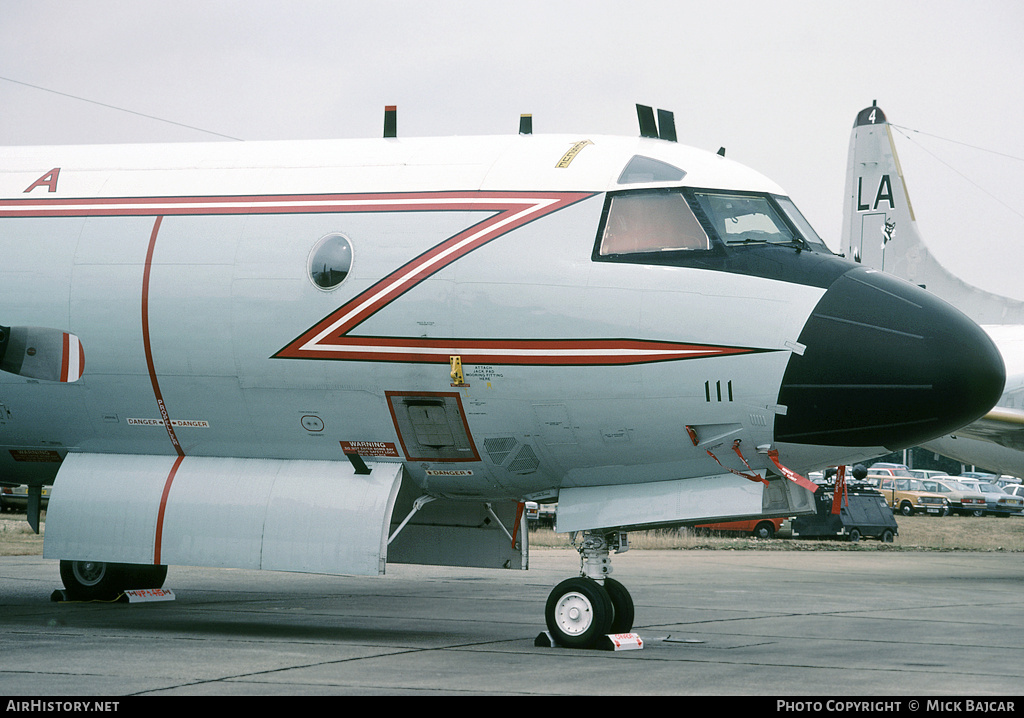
[9,449,62,463]
[340,441,399,457]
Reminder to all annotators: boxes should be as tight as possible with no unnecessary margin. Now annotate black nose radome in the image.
[775,267,1005,449]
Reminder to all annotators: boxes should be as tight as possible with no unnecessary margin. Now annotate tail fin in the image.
[841,102,1024,325]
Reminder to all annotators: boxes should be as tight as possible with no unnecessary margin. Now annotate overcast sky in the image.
[2,1,1023,298]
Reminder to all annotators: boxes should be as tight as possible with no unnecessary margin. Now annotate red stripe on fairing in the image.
[153,454,185,565]
[0,191,584,217]
[141,216,184,457]
[287,337,758,365]
[61,334,84,382]
[142,217,186,565]
[59,333,70,383]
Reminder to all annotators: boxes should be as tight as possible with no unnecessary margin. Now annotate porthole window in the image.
[308,232,353,290]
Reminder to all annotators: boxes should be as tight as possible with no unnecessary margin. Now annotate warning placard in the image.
[9,449,62,463]
[340,441,399,457]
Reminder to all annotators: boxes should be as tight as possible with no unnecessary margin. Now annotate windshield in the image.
[774,196,830,251]
[598,191,710,255]
[690,191,799,247]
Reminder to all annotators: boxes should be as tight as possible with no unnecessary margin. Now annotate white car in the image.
[1003,484,1024,499]
[920,478,988,517]
[909,469,953,481]
[957,479,1024,516]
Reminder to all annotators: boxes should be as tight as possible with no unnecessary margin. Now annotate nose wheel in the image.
[58,560,167,601]
[545,577,613,648]
[543,531,635,648]
[603,577,635,634]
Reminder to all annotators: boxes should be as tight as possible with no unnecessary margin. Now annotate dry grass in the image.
[530,513,1024,552]
[4,512,1024,557]
[0,513,46,556]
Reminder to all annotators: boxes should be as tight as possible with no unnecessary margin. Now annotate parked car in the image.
[960,471,998,482]
[0,484,49,512]
[1004,484,1024,499]
[869,463,915,478]
[867,475,950,516]
[909,469,953,481]
[993,476,1021,490]
[919,478,988,516]
[694,517,785,539]
[956,479,1024,516]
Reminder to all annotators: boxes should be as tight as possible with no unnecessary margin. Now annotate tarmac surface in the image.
[1,549,1023,697]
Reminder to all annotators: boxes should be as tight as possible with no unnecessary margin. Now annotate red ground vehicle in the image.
[694,517,785,538]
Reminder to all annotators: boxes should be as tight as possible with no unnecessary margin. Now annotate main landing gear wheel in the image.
[59,560,167,601]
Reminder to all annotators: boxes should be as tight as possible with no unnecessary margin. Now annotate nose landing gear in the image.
[543,530,634,648]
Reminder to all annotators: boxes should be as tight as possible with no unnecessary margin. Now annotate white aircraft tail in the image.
[841,102,1024,325]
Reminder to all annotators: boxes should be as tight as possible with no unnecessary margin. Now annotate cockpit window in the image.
[617,155,686,185]
[690,191,799,247]
[598,191,709,255]
[773,195,830,251]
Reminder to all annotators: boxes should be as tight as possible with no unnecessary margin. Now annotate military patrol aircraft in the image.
[842,102,1024,477]
[0,105,1004,648]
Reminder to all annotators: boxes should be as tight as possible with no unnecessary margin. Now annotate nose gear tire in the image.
[545,577,613,648]
[603,577,635,634]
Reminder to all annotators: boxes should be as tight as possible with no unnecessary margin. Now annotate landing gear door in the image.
[44,453,404,577]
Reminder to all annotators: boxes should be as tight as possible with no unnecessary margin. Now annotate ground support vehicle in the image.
[791,484,897,542]
[525,502,557,529]
[0,484,49,513]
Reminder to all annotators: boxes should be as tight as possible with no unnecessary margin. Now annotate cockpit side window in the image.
[597,191,709,256]
[773,195,830,251]
[690,191,798,247]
